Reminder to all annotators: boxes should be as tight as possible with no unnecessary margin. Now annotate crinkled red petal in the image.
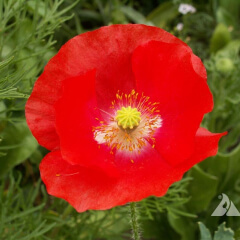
[40,150,180,212]
[54,70,118,176]
[132,40,213,166]
[40,128,225,212]
[178,127,227,171]
[25,24,183,150]
[40,128,226,212]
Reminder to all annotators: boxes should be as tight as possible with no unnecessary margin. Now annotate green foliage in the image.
[140,178,196,240]
[186,166,218,213]
[0,173,56,240]
[0,0,77,99]
[0,0,77,172]
[0,57,27,99]
[0,122,38,177]
[0,172,130,240]
[210,24,231,53]
[217,0,240,29]
[215,58,234,73]
[147,2,178,28]
[199,222,212,240]
[199,222,234,240]
[120,6,151,25]
[181,12,215,59]
[140,177,193,220]
[168,212,195,240]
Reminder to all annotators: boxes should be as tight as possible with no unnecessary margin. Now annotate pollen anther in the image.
[93,90,162,155]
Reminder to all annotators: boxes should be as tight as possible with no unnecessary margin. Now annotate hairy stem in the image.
[129,202,141,240]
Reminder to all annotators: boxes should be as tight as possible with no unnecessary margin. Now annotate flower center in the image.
[93,90,162,158]
[115,106,141,129]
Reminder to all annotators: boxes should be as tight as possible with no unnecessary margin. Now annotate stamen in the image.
[93,90,162,156]
[56,172,80,177]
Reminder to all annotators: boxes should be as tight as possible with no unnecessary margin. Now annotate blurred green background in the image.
[0,0,240,239]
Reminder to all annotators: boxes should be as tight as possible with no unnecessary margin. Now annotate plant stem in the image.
[129,202,141,240]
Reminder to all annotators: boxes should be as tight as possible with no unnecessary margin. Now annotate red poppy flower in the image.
[25,24,226,212]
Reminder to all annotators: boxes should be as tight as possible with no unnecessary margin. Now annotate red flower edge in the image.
[40,128,225,212]
[26,24,226,212]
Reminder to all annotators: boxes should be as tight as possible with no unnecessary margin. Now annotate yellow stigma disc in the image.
[115,106,141,129]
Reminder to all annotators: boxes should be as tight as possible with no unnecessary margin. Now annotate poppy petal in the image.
[40,150,182,212]
[26,25,183,150]
[132,40,213,165]
[25,71,63,150]
[178,127,227,171]
[40,129,226,212]
[40,150,118,212]
[54,70,118,175]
